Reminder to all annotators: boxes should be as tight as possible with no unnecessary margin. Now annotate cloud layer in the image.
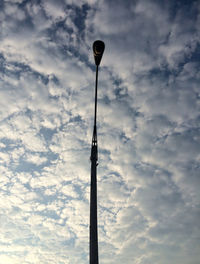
[0,0,200,263]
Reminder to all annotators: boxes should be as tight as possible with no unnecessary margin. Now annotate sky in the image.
[0,0,200,263]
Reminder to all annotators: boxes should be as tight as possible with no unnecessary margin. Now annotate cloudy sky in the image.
[0,0,200,263]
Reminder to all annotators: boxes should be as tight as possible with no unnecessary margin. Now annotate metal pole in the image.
[90,40,104,264]
[90,65,99,264]
[94,65,99,128]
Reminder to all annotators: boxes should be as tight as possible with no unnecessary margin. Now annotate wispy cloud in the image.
[0,0,199,263]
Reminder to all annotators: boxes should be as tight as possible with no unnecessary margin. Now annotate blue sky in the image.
[0,0,200,263]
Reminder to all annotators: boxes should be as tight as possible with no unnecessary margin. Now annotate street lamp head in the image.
[93,40,105,66]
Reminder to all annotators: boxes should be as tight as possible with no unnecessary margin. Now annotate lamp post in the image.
[90,40,105,264]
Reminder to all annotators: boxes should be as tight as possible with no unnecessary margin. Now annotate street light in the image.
[93,40,105,66]
[90,40,105,264]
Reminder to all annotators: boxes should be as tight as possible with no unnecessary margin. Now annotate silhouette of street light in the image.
[93,40,105,66]
[90,40,105,264]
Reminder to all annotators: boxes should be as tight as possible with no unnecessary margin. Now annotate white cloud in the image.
[60,183,79,198]
[25,153,48,165]
[0,0,199,263]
